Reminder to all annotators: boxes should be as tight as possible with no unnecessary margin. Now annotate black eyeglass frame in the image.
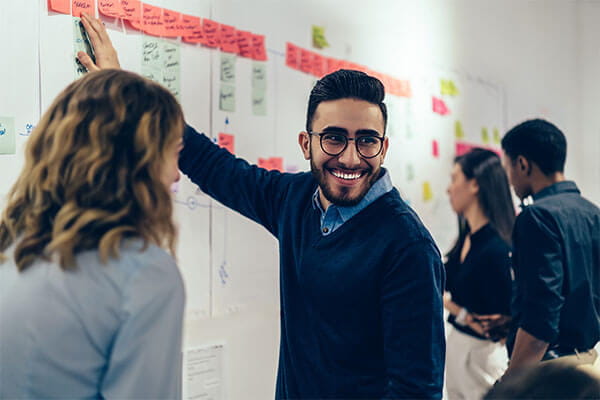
[308,131,386,159]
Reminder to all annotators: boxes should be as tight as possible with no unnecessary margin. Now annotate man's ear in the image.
[518,156,532,176]
[298,131,311,160]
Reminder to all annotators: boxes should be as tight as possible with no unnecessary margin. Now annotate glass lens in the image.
[356,136,382,158]
[321,133,347,155]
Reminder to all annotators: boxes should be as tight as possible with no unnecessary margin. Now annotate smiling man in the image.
[75,20,445,398]
[180,70,446,399]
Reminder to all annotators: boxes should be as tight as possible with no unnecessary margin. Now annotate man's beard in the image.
[310,158,380,207]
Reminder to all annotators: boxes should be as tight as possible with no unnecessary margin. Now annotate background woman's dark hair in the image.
[305,69,388,133]
[447,148,516,259]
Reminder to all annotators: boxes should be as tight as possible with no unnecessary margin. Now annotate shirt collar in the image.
[311,168,393,221]
[532,181,580,202]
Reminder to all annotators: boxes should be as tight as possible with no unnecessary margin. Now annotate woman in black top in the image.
[444,148,515,399]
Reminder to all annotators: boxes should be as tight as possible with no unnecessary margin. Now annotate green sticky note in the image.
[252,87,267,116]
[142,37,163,70]
[481,127,490,144]
[162,41,181,99]
[406,164,415,181]
[493,127,501,144]
[441,79,459,96]
[455,120,465,139]
[220,53,236,83]
[220,83,236,112]
[0,117,16,155]
[252,62,267,89]
[312,25,329,49]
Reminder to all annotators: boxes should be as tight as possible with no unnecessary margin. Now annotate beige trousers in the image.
[445,326,509,400]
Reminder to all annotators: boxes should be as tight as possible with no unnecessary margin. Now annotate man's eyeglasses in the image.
[308,131,385,159]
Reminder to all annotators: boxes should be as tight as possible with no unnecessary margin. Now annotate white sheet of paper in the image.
[182,344,224,400]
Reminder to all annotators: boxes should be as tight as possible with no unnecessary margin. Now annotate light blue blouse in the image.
[0,239,185,399]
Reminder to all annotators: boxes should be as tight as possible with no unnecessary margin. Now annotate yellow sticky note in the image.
[422,181,433,202]
[441,79,459,96]
[312,25,329,49]
[481,127,490,144]
[493,127,501,144]
[455,120,465,139]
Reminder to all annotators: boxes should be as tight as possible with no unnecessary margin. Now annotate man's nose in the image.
[337,140,361,166]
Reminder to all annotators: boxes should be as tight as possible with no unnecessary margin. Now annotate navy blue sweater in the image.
[179,125,446,399]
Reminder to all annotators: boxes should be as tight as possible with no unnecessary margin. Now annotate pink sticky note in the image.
[140,4,164,37]
[325,58,342,75]
[162,9,182,37]
[49,0,70,14]
[218,133,235,154]
[432,140,440,158]
[251,34,267,61]
[220,24,239,54]
[432,96,450,115]
[299,49,314,74]
[72,0,94,17]
[98,0,125,18]
[237,30,253,58]
[311,54,326,77]
[455,141,501,157]
[203,19,220,48]
[285,42,300,69]
[181,15,204,44]
[120,0,141,24]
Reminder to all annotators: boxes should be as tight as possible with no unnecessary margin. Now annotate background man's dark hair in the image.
[501,118,567,175]
[305,69,388,133]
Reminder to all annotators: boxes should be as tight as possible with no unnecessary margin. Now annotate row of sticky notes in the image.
[285,42,412,98]
[49,0,267,61]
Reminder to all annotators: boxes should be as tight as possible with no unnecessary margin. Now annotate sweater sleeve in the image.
[178,124,290,236]
[381,239,445,399]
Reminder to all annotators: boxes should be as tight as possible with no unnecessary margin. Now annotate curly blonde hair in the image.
[0,69,183,270]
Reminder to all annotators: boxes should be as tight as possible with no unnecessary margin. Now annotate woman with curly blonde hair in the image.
[0,69,185,399]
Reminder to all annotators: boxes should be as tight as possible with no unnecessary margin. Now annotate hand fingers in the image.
[77,51,99,72]
[81,13,102,49]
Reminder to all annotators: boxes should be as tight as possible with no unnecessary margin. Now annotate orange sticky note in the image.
[141,4,164,37]
[311,54,326,77]
[72,0,94,17]
[98,0,125,18]
[181,15,204,44]
[220,24,239,54]
[258,157,283,171]
[203,19,220,48]
[49,0,70,14]
[269,157,283,171]
[285,42,300,69]
[162,9,182,37]
[218,133,235,154]
[299,49,314,74]
[432,96,450,115]
[251,34,267,61]
[120,0,141,24]
[237,30,253,58]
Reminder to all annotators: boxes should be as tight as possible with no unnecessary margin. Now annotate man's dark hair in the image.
[501,118,567,175]
[305,69,387,133]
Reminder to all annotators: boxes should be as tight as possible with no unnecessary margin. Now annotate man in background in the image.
[499,119,600,374]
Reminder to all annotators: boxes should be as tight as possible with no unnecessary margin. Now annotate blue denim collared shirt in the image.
[312,168,393,236]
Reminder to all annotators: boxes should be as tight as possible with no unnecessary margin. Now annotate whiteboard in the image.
[0,1,508,398]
